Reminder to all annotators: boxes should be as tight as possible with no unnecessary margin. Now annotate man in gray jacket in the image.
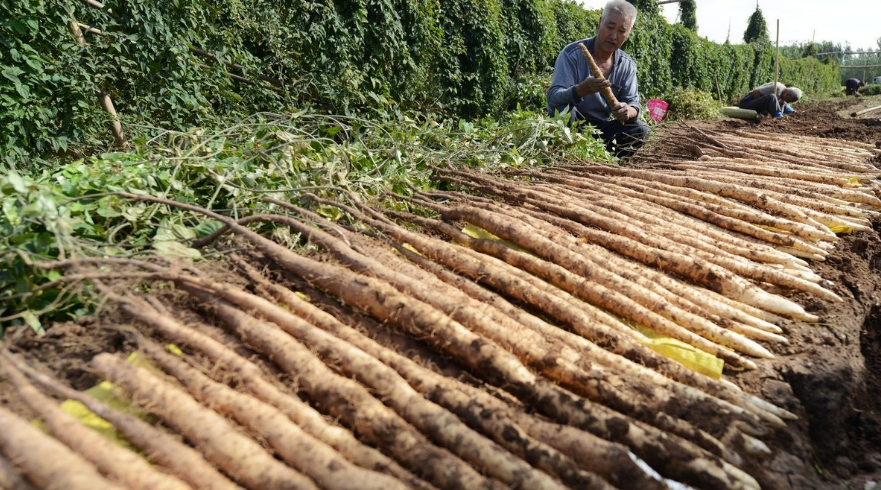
[546,0,649,159]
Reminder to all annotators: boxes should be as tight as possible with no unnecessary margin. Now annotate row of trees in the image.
[0,0,839,167]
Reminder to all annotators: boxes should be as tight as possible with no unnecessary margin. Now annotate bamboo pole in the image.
[773,19,780,106]
[67,14,128,148]
[850,104,881,118]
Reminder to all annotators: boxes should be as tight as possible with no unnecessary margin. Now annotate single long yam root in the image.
[0,353,193,490]
[90,353,320,490]
[0,454,36,490]
[0,405,126,490]
[0,350,242,490]
[578,42,620,108]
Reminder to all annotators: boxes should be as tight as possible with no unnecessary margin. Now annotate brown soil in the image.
[2,99,881,490]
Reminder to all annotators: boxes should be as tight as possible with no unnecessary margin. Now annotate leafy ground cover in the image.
[0,109,612,335]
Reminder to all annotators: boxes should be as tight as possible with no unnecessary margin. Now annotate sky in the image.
[579,1,880,51]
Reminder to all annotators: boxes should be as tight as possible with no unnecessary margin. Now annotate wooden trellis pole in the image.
[67,13,128,149]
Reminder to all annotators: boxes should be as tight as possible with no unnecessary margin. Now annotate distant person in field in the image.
[546,0,649,159]
[737,82,802,118]
[845,78,865,96]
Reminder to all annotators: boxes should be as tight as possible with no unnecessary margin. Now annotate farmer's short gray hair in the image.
[786,87,803,101]
[602,0,637,27]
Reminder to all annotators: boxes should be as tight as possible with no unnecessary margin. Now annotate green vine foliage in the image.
[743,6,770,45]
[677,0,697,32]
[1,0,839,168]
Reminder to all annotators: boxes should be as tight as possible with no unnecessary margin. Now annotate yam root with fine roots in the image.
[90,352,322,490]
[0,405,127,490]
[0,349,243,490]
[0,352,193,490]
[134,337,413,490]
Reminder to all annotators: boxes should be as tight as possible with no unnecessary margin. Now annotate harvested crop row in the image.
[256,202,754,446]
[110,193,760,490]
[315,196,791,423]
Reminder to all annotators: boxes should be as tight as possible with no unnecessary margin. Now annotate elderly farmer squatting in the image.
[546,0,649,159]
[738,82,802,118]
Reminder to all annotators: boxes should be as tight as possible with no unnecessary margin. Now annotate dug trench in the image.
[683,98,881,489]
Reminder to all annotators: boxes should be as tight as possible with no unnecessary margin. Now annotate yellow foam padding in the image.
[401,242,426,257]
[461,224,724,378]
[636,328,725,379]
[461,223,533,255]
[35,347,180,448]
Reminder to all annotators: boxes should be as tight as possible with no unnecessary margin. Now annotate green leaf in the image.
[6,172,28,194]
[21,311,46,337]
[194,220,224,238]
[152,241,202,260]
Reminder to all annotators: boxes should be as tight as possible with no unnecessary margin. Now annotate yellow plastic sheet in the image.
[635,327,725,379]
[35,348,176,448]
[461,223,534,255]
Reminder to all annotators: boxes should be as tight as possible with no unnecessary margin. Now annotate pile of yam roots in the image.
[2,128,881,490]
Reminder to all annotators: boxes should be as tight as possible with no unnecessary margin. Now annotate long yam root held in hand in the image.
[578,42,620,108]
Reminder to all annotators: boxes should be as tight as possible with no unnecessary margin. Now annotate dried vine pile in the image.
[1,128,880,490]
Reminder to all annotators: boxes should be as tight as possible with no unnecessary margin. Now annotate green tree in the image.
[625,0,659,16]
[743,5,769,44]
[677,0,697,32]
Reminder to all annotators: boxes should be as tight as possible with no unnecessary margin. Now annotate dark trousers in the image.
[593,119,651,159]
[738,94,781,115]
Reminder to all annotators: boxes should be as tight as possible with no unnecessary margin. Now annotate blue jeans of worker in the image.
[592,119,650,159]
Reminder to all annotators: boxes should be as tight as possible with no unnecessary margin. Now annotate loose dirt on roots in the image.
[2,99,881,490]
[651,98,881,489]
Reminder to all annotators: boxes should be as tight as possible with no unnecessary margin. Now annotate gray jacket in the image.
[546,37,641,123]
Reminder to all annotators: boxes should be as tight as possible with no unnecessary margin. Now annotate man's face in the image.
[781,90,796,103]
[596,12,633,53]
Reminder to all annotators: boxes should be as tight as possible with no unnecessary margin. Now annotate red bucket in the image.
[647,98,669,122]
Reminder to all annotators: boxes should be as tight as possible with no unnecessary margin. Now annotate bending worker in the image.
[738,82,802,118]
[845,78,865,96]
[546,0,649,159]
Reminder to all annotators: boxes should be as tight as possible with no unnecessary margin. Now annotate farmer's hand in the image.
[612,102,632,123]
[576,77,611,97]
